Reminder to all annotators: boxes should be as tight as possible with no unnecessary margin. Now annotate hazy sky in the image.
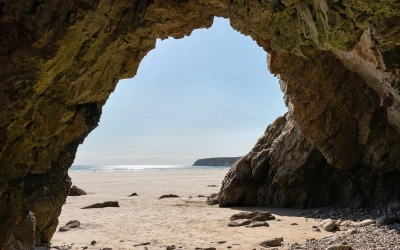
[73,17,287,166]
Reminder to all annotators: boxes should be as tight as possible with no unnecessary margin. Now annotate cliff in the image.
[1,0,400,249]
[193,157,241,166]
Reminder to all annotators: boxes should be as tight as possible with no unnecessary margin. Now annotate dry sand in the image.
[52,170,332,249]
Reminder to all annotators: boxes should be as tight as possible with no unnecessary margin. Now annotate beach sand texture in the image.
[52,170,331,249]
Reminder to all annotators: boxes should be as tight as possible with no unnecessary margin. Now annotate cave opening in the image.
[3,1,400,248]
[72,17,287,168]
[53,17,291,247]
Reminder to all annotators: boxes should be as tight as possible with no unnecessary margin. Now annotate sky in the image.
[73,17,287,166]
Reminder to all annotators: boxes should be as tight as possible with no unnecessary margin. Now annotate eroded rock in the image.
[5,211,36,250]
[2,0,400,247]
[206,193,219,205]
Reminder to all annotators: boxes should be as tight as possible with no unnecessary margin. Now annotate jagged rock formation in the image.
[1,0,400,248]
[193,157,241,166]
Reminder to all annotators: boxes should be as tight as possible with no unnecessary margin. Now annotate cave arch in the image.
[1,0,400,248]
[74,17,286,166]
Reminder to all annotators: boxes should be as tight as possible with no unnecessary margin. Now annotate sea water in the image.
[69,165,231,172]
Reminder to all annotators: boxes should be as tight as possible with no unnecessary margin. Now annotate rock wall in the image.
[1,0,400,248]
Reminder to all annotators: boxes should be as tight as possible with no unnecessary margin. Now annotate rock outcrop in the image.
[68,185,87,196]
[1,0,400,248]
[193,157,241,166]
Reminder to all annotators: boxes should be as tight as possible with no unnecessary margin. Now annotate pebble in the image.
[311,226,321,232]
[291,207,400,249]
[320,219,337,232]
[355,219,375,227]
[345,228,357,235]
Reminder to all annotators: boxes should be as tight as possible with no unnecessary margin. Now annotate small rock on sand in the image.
[133,242,150,247]
[128,193,138,197]
[227,219,252,227]
[320,219,337,232]
[230,211,275,221]
[68,185,86,196]
[245,221,269,228]
[260,238,283,247]
[82,201,119,209]
[159,194,179,199]
[59,220,80,232]
[311,226,321,232]
[207,185,218,187]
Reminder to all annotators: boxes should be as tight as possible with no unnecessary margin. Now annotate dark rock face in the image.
[193,157,241,166]
[1,0,400,248]
[219,45,400,209]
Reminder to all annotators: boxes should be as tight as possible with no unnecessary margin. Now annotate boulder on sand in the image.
[68,185,87,196]
[59,220,80,232]
[82,201,119,209]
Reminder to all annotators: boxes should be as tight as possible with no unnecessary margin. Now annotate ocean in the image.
[69,165,231,172]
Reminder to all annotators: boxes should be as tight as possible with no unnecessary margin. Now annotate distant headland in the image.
[192,157,241,166]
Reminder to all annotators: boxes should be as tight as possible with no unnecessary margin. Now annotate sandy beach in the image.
[51,170,333,249]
